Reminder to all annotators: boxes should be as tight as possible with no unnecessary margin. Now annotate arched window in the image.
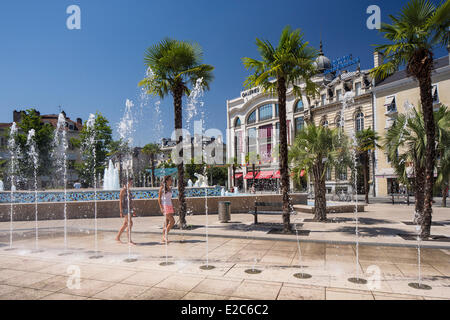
[294,99,304,113]
[321,119,329,128]
[235,117,241,128]
[258,104,273,121]
[355,112,364,132]
[247,110,256,124]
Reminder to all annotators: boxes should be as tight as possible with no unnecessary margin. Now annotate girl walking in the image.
[158,176,175,244]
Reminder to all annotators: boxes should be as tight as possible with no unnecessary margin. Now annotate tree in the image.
[139,38,214,229]
[13,109,54,187]
[355,128,380,204]
[384,105,450,223]
[371,0,450,238]
[243,26,317,232]
[72,112,112,187]
[142,143,161,187]
[289,124,350,221]
[434,105,450,207]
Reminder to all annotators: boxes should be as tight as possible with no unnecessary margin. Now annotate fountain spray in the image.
[6,122,18,250]
[27,129,41,252]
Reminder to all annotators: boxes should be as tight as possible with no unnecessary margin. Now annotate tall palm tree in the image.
[142,143,161,187]
[289,124,350,221]
[139,38,214,229]
[356,128,380,204]
[384,105,450,224]
[371,0,450,238]
[243,26,317,232]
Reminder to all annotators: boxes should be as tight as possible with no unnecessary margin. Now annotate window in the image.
[235,118,241,128]
[275,104,279,117]
[432,85,439,104]
[355,112,364,132]
[355,82,361,96]
[259,124,272,163]
[258,104,273,121]
[321,94,327,106]
[247,110,256,124]
[247,127,257,162]
[385,96,397,113]
[321,119,329,128]
[294,117,304,136]
[336,89,343,101]
[337,166,347,181]
[326,167,332,180]
[294,100,304,113]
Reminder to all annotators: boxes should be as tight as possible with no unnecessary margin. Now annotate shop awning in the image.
[234,173,243,179]
[272,170,281,179]
[244,172,257,179]
[255,171,274,179]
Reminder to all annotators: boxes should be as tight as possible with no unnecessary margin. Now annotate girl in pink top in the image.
[158,176,175,244]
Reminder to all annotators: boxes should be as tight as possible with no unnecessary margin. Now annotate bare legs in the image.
[162,214,175,243]
[116,216,135,245]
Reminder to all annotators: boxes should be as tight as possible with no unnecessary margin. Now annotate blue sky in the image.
[0,0,447,146]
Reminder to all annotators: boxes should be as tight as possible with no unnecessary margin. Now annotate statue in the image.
[193,173,208,188]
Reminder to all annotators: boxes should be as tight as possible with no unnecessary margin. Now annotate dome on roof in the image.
[315,41,332,73]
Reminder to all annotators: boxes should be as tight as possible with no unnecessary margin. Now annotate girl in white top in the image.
[158,176,175,244]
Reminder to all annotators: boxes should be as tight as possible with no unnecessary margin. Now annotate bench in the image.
[250,202,283,224]
[389,193,410,205]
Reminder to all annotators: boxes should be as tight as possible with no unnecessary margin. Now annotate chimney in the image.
[374,51,384,68]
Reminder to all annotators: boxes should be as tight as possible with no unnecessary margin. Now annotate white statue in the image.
[187,179,193,188]
[193,173,208,188]
[0,180,4,191]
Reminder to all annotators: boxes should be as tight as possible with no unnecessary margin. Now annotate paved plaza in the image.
[0,203,449,300]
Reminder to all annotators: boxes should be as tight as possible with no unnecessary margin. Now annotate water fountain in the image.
[85,114,103,260]
[103,160,120,190]
[0,180,4,191]
[119,99,137,263]
[348,130,367,285]
[53,113,71,256]
[5,122,18,251]
[293,218,311,279]
[27,129,43,253]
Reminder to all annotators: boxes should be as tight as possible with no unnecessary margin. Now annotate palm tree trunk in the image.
[363,152,370,204]
[277,77,291,233]
[313,163,327,221]
[151,155,156,188]
[417,63,434,239]
[173,83,187,228]
[414,167,425,223]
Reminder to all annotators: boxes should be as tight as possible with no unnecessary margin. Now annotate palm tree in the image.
[435,105,450,207]
[384,105,450,224]
[371,0,450,238]
[356,128,380,204]
[243,26,317,232]
[289,124,350,221]
[139,38,214,229]
[142,143,161,187]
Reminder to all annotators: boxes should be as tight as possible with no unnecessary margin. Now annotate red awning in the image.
[273,170,281,179]
[255,171,274,179]
[244,172,257,179]
[234,173,243,179]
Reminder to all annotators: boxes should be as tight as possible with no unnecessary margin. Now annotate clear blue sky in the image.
[0,0,447,146]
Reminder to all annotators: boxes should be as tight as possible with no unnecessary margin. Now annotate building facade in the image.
[373,53,450,196]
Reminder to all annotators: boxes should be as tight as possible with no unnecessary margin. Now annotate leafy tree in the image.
[142,143,161,187]
[355,128,380,204]
[384,105,450,223]
[13,109,54,187]
[243,26,317,232]
[139,38,214,229]
[371,0,450,238]
[289,124,351,221]
[72,112,112,187]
